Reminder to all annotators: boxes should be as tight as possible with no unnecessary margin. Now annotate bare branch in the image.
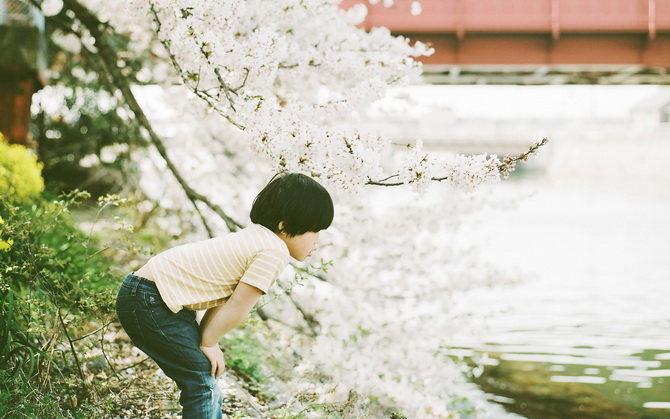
[366,138,549,187]
[214,67,238,111]
[57,308,87,391]
[497,137,549,178]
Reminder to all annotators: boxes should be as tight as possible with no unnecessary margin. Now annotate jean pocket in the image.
[142,291,168,310]
[116,310,145,343]
[115,292,138,312]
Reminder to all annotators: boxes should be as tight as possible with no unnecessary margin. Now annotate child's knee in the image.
[178,371,222,408]
[178,373,222,418]
[182,370,220,394]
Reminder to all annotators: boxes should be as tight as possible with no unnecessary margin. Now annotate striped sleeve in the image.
[239,248,289,293]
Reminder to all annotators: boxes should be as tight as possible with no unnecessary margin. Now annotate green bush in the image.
[222,323,269,385]
[0,191,117,313]
[0,135,45,204]
[0,190,120,416]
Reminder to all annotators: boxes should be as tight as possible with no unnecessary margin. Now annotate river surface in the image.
[449,173,670,417]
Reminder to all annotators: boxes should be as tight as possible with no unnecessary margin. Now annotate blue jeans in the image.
[115,273,222,419]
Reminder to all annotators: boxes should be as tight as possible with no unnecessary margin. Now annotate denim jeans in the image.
[115,273,222,419]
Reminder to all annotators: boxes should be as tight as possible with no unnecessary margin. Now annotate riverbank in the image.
[446,168,670,418]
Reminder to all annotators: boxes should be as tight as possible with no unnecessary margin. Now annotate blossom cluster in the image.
[263,184,521,418]
[140,0,447,189]
[59,0,541,416]
[73,0,538,192]
[126,89,519,416]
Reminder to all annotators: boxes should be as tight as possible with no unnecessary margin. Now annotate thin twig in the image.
[233,68,251,91]
[71,320,115,342]
[149,4,246,131]
[57,308,88,391]
[367,138,549,186]
[191,201,214,238]
[214,67,238,111]
[223,370,267,418]
[100,322,118,376]
[144,394,153,416]
[84,246,111,261]
[107,357,152,380]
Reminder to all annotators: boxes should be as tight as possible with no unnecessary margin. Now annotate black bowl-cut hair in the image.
[250,173,334,236]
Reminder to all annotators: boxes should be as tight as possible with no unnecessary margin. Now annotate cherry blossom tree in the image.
[33,0,546,416]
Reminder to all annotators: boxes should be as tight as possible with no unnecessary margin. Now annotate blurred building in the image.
[630,89,670,126]
[342,0,670,84]
[0,0,46,146]
[341,0,670,173]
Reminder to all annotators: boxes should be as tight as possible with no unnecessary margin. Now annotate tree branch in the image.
[60,0,243,234]
[57,308,87,391]
[366,138,549,187]
[148,4,247,131]
[45,1,321,334]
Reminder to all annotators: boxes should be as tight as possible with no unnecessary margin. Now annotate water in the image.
[375,84,670,415]
[450,175,670,417]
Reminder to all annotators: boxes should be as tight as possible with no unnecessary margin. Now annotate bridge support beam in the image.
[415,33,670,67]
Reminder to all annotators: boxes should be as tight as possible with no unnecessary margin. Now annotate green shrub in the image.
[0,135,45,204]
[0,370,64,418]
[222,323,269,385]
[0,191,117,314]
[0,190,120,416]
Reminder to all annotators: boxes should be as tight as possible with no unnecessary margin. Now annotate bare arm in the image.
[198,282,263,377]
[200,282,263,345]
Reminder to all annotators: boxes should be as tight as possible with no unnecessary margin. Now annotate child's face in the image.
[281,231,320,261]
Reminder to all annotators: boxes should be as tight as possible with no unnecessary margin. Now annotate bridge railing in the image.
[342,0,670,37]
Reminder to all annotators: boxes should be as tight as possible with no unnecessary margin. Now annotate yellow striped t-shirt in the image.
[144,224,290,313]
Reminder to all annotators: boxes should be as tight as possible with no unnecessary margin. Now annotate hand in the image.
[199,344,225,379]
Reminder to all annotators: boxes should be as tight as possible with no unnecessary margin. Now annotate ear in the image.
[277,221,285,232]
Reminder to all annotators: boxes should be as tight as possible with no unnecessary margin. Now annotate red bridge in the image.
[341,0,670,84]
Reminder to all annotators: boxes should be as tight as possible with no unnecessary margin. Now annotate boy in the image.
[115,172,334,418]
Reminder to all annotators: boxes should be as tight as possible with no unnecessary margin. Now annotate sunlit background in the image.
[378,84,670,417]
[354,0,670,414]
